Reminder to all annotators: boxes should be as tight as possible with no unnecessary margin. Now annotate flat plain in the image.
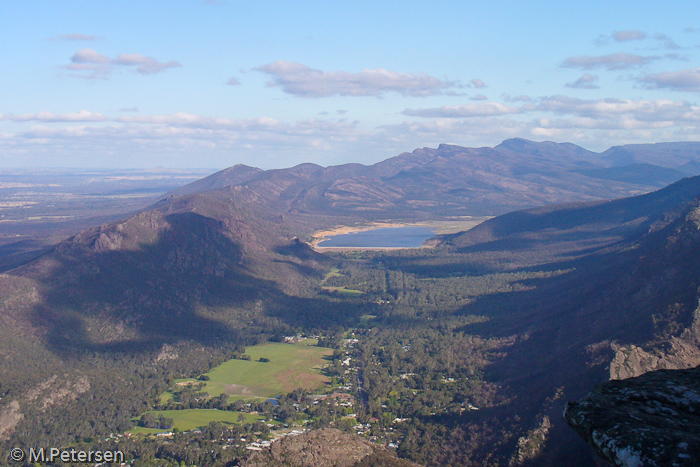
[0,168,214,271]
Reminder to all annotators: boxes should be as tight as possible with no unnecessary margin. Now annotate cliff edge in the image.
[564,366,700,466]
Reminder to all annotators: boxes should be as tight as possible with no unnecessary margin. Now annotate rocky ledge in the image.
[564,366,700,466]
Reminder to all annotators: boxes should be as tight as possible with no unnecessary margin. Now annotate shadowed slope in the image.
[3,189,344,356]
[436,177,700,465]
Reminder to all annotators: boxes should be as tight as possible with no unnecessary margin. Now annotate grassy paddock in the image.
[202,340,332,399]
[322,286,364,295]
[359,314,377,325]
[129,409,264,434]
[321,267,344,283]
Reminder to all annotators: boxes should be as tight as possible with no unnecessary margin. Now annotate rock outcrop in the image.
[242,428,420,467]
[564,366,700,466]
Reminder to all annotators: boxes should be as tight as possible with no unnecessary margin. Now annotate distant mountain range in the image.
[167,138,700,219]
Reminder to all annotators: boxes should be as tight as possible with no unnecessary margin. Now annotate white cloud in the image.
[254,60,459,97]
[0,114,373,167]
[536,96,700,127]
[399,97,700,136]
[470,94,488,101]
[595,30,647,46]
[378,117,528,149]
[612,30,647,42]
[638,68,700,92]
[561,52,659,70]
[469,79,487,88]
[71,48,110,64]
[654,33,681,50]
[5,94,700,167]
[398,96,700,147]
[565,73,600,89]
[402,103,521,118]
[4,111,700,167]
[51,33,100,41]
[383,105,700,153]
[1,110,109,122]
[226,77,241,85]
[112,53,181,74]
[117,113,284,130]
[65,49,182,78]
[502,94,533,102]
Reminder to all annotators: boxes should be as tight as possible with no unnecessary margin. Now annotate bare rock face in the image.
[609,306,700,381]
[242,428,420,467]
[564,366,700,466]
[0,401,23,441]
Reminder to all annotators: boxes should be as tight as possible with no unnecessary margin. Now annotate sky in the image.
[1,0,700,169]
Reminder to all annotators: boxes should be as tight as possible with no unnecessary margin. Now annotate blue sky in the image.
[1,0,699,168]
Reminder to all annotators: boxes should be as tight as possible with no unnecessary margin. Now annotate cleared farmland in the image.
[202,339,333,399]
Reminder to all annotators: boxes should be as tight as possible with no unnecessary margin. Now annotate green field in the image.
[322,286,364,295]
[146,340,332,433]
[320,268,363,295]
[321,267,344,282]
[200,340,332,399]
[359,314,376,325]
[129,409,264,435]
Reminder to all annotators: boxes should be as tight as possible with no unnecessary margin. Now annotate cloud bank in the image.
[402,103,521,118]
[65,49,182,78]
[565,73,600,89]
[561,52,658,70]
[51,33,100,41]
[638,68,700,92]
[254,61,459,97]
[0,110,108,122]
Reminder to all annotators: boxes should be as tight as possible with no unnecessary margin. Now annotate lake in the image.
[317,226,436,248]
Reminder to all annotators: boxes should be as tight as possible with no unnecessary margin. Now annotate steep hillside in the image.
[421,176,700,464]
[7,190,346,352]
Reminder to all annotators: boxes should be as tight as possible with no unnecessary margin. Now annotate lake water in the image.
[317,226,436,248]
